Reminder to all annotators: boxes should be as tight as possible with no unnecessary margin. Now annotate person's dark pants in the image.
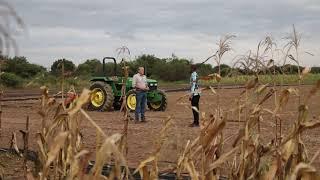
[191,95,200,125]
[135,91,147,120]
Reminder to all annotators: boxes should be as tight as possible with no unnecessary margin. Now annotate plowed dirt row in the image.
[0,86,319,171]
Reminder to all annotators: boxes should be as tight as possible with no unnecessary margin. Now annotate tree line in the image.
[0,55,320,87]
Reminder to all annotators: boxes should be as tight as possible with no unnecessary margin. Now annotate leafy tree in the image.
[131,54,164,77]
[51,59,76,76]
[1,56,46,78]
[280,64,302,74]
[195,63,214,76]
[165,58,191,81]
[76,59,102,77]
[311,67,320,74]
[268,65,282,74]
[213,64,232,76]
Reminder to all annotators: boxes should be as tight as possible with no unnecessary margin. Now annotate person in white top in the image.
[132,67,149,122]
[189,65,200,127]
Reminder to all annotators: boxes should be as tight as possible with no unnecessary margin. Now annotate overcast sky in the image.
[10,0,320,67]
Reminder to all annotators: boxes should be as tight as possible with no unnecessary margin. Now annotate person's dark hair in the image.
[191,64,197,72]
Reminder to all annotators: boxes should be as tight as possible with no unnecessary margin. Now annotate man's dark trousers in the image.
[135,90,147,120]
[191,95,200,125]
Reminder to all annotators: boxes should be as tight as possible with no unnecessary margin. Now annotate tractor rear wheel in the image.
[88,81,114,111]
[148,90,167,111]
[126,89,136,111]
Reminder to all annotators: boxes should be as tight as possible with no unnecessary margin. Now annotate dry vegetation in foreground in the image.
[0,26,319,180]
[0,0,319,179]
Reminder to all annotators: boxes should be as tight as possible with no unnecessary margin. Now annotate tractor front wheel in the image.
[88,82,114,111]
[148,90,167,111]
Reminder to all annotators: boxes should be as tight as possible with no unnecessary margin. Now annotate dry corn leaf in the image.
[282,139,296,161]
[310,148,320,164]
[140,166,151,180]
[310,80,320,95]
[206,73,222,82]
[299,121,320,133]
[40,86,49,97]
[255,83,269,94]
[11,132,22,157]
[134,156,156,174]
[290,163,317,180]
[261,160,278,180]
[258,88,275,105]
[47,97,56,106]
[184,160,199,180]
[214,73,222,82]
[177,140,191,167]
[232,129,245,147]
[206,146,239,174]
[302,67,311,76]
[201,119,226,150]
[275,88,298,112]
[91,133,128,178]
[297,105,308,124]
[245,76,258,90]
[68,150,90,180]
[267,59,274,67]
[200,76,214,81]
[36,138,47,162]
[0,166,3,180]
[176,93,190,103]
[45,114,68,139]
[26,170,35,180]
[252,105,262,115]
[68,89,91,115]
[75,149,90,159]
[305,80,320,103]
[45,131,69,168]
[80,109,107,138]
[209,86,216,94]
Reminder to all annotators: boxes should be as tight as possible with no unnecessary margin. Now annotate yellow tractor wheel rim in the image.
[91,88,105,107]
[127,94,136,110]
[149,101,161,109]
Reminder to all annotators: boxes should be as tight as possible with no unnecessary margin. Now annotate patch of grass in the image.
[200,74,320,86]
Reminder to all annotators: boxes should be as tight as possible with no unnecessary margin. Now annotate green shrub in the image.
[0,72,23,87]
[1,56,46,78]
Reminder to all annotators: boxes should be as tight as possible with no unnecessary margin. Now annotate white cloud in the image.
[9,0,320,67]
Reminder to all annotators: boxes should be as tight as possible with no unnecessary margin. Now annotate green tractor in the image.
[87,57,167,112]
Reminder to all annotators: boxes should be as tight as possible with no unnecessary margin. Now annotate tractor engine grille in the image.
[148,83,158,90]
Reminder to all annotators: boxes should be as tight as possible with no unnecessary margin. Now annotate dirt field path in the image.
[0,86,320,169]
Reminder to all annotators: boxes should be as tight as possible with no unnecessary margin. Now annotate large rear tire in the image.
[88,81,114,111]
[126,89,136,112]
[148,90,167,111]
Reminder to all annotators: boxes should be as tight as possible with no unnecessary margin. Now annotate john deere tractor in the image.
[87,57,167,112]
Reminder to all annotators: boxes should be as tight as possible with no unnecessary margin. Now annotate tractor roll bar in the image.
[102,57,117,76]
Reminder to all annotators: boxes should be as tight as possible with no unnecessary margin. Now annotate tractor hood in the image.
[90,77,157,84]
[127,77,158,89]
[147,78,157,83]
[127,77,157,83]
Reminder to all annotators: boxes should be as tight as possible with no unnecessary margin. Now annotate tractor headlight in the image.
[154,83,158,86]
[149,83,154,86]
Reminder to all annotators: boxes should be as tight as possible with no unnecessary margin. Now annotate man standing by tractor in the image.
[189,65,201,127]
[132,67,149,122]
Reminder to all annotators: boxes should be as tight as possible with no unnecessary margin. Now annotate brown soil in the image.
[0,86,320,178]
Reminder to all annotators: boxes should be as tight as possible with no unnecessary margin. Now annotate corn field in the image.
[0,3,320,178]
[0,26,319,180]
